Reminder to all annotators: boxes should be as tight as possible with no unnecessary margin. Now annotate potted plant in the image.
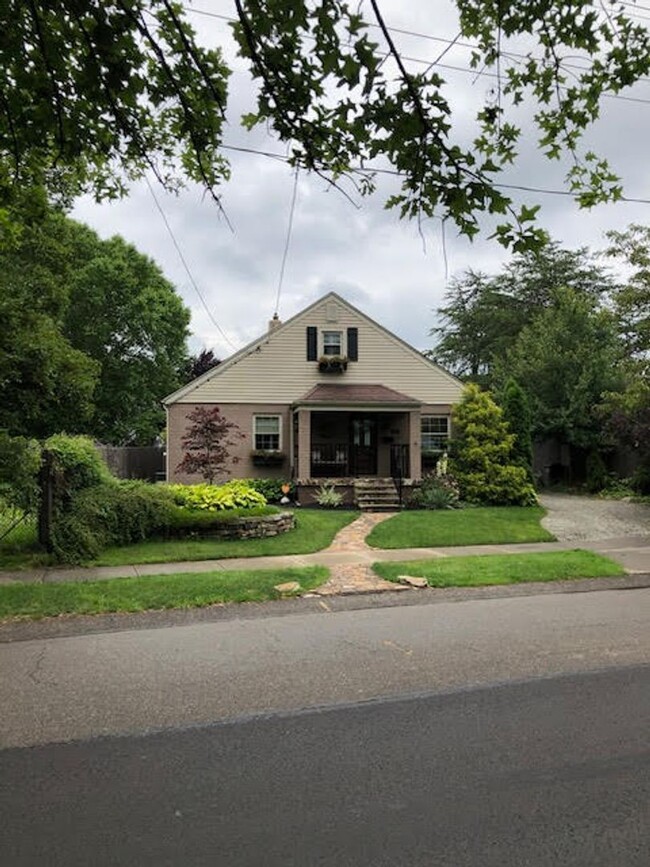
[251,450,286,467]
[318,355,348,373]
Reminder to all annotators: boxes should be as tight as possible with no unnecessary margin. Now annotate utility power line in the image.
[144,175,238,350]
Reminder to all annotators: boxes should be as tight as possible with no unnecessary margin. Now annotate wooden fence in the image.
[95,445,165,482]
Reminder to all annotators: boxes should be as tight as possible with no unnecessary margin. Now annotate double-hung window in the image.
[254,415,281,451]
[421,416,449,453]
[322,331,342,356]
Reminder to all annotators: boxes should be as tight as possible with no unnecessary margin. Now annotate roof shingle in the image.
[296,383,419,405]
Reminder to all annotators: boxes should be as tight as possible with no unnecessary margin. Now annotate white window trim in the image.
[420,415,450,451]
[321,329,345,357]
[253,414,282,451]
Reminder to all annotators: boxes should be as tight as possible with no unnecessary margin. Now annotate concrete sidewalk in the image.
[0,534,648,586]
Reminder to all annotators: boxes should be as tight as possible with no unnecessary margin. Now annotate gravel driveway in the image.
[539,493,650,542]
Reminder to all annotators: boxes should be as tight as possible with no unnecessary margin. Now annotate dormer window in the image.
[323,331,342,356]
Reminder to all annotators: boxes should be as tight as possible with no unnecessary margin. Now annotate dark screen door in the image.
[349,416,377,475]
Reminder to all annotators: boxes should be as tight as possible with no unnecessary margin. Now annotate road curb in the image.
[1,573,648,644]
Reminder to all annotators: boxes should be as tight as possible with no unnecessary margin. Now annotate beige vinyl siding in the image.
[173,297,462,406]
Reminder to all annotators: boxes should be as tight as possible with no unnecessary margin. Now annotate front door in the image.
[349,415,377,476]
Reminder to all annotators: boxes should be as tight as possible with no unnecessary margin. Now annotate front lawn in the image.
[0,566,329,621]
[372,550,624,587]
[366,506,554,549]
[93,508,358,566]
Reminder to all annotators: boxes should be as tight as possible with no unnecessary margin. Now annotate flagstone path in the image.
[309,512,410,596]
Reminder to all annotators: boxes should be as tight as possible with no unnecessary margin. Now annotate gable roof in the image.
[164,291,461,405]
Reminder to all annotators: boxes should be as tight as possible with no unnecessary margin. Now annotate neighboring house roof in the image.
[163,292,462,406]
[295,383,419,406]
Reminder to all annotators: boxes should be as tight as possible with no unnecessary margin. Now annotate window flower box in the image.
[251,450,286,467]
[318,355,348,373]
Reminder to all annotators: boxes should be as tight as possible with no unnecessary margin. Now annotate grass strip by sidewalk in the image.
[93,509,358,567]
[0,566,328,621]
[0,510,359,571]
[366,506,554,549]
[372,550,624,587]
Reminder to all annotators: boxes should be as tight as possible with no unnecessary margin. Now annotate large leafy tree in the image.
[2,2,650,249]
[64,234,190,444]
[184,349,221,383]
[0,200,190,443]
[605,225,650,368]
[0,191,99,438]
[601,225,650,488]
[500,286,623,450]
[432,242,614,384]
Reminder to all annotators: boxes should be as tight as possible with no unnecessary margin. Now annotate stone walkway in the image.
[310,512,410,596]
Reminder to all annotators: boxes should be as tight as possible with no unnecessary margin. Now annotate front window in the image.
[254,415,281,451]
[421,416,449,454]
[323,330,342,356]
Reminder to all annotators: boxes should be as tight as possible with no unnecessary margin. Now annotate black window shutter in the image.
[347,327,358,361]
[306,326,317,361]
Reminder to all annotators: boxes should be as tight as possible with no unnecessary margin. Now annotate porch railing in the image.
[389,444,410,507]
[311,443,349,477]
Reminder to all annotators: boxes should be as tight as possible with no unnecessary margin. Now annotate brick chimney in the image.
[268,312,281,332]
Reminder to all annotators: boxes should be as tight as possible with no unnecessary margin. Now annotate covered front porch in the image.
[292,384,422,482]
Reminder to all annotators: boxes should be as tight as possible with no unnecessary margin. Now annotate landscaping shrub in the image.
[498,378,534,479]
[45,433,113,496]
[585,450,608,493]
[0,431,42,515]
[244,478,296,502]
[410,475,460,510]
[630,465,650,496]
[450,384,537,506]
[167,480,266,511]
[598,476,636,499]
[50,478,273,563]
[50,481,176,564]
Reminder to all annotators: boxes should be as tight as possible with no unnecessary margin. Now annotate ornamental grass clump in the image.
[314,484,343,508]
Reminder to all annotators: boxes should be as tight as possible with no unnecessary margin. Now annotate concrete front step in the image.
[354,479,400,512]
[354,479,401,511]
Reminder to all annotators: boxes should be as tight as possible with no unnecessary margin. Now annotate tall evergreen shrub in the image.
[450,384,537,506]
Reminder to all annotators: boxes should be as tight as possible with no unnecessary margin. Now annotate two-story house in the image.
[164,292,463,505]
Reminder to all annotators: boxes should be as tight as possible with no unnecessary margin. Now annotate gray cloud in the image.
[72,0,650,359]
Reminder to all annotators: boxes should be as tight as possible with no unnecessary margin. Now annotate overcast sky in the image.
[72,0,650,358]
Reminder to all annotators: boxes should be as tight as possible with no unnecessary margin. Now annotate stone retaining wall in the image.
[183,511,295,540]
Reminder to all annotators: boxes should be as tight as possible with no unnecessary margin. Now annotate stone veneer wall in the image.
[174,511,295,540]
[296,481,356,507]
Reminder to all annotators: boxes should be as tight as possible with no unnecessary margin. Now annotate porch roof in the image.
[293,383,420,408]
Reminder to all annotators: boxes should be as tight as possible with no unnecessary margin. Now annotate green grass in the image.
[0,566,329,621]
[372,550,625,587]
[93,509,358,567]
[366,506,554,549]
[0,517,51,570]
[0,508,358,570]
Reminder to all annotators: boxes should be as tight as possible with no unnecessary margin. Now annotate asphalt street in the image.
[1,665,649,866]
[1,588,650,748]
[1,588,649,865]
